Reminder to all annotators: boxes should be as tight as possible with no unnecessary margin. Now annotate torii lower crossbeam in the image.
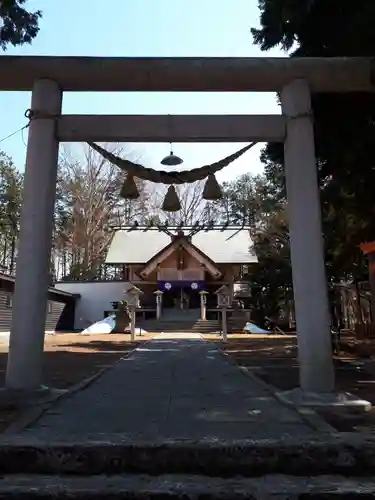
[58,115,285,143]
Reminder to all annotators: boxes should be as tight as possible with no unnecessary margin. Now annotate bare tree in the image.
[54,144,150,280]
[110,180,156,226]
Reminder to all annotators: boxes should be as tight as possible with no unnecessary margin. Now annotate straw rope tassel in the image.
[202,173,222,200]
[162,185,181,212]
[119,174,140,199]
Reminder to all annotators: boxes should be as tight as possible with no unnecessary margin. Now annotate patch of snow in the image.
[80,315,116,335]
[243,322,269,334]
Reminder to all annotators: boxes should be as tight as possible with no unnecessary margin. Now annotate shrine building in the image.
[56,225,258,329]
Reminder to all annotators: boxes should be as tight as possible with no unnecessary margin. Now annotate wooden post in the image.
[359,242,375,323]
[199,291,208,321]
[130,307,136,342]
[222,308,228,342]
[368,253,375,322]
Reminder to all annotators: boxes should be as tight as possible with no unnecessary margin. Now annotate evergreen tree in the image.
[0,152,23,273]
[0,1,42,50]
[252,0,375,281]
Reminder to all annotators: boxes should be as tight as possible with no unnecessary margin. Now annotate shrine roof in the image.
[106,228,258,265]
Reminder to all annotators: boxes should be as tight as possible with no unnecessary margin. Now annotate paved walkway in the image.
[23,333,320,440]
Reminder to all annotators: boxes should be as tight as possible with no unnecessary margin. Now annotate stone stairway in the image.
[138,308,250,334]
[0,435,374,498]
[138,318,220,333]
[139,318,247,334]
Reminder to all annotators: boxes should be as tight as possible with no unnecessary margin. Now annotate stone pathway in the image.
[22,333,321,440]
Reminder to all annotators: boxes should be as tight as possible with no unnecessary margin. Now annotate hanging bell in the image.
[162,185,181,212]
[119,174,140,199]
[202,173,222,200]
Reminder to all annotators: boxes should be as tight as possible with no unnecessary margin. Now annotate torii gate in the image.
[1,56,374,401]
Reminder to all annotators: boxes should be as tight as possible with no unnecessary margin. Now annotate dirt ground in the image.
[204,333,375,434]
[0,332,155,432]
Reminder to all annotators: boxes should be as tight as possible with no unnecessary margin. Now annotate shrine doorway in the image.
[161,282,202,310]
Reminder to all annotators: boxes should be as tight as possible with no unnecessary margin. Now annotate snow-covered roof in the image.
[105,228,258,264]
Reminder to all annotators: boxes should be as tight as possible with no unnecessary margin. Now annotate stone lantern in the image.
[215,285,231,341]
[154,290,164,320]
[127,285,143,341]
[199,290,209,321]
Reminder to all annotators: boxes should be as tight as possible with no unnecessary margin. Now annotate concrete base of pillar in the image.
[0,385,67,409]
[276,387,371,410]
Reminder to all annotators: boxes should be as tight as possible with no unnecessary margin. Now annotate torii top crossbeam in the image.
[0,56,374,92]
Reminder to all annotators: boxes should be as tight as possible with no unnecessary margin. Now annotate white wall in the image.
[54,281,132,329]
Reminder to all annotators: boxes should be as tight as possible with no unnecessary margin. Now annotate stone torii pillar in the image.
[280,79,335,398]
[5,79,61,392]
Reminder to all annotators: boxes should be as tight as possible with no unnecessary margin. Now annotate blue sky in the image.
[0,0,284,181]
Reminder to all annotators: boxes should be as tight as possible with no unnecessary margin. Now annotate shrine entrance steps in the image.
[139,308,249,333]
[138,317,221,333]
[0,333,374,498]
[161,308,201,321]
[138,318,248,334]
